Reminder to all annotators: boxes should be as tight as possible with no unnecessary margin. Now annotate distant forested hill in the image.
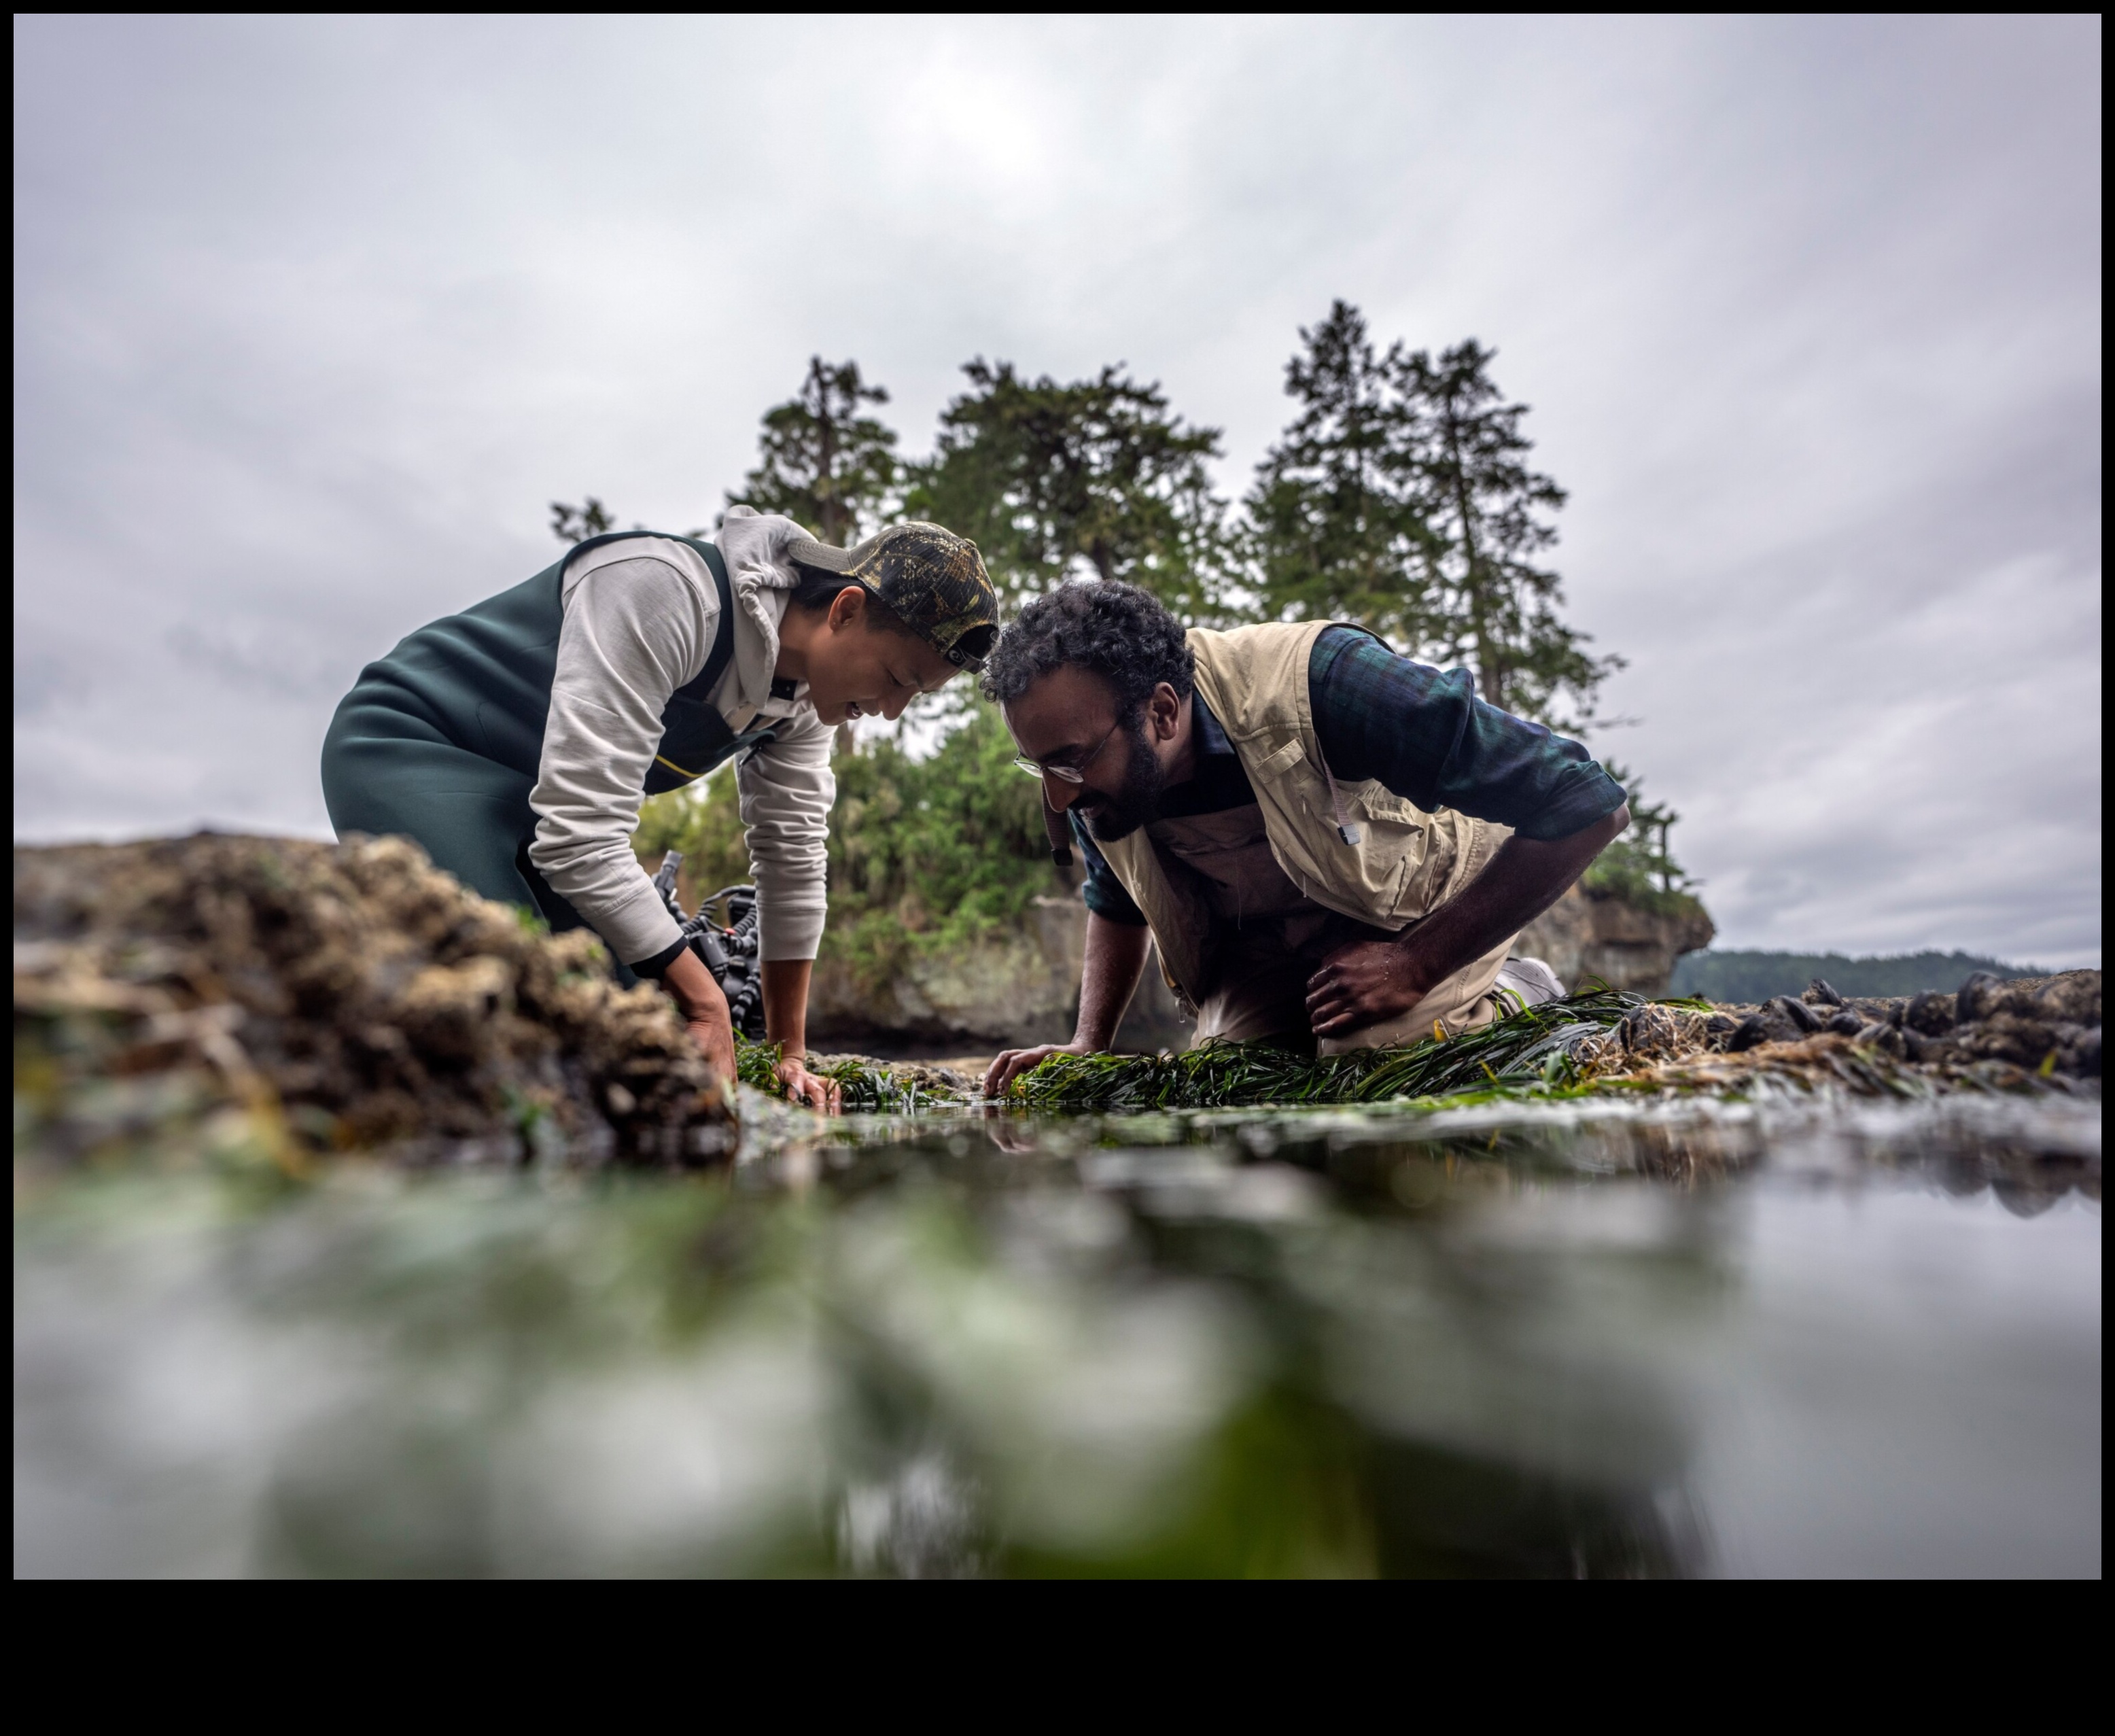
[1670,950,2047,1003]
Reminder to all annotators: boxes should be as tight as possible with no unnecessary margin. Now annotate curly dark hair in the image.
[980,581,1194,718]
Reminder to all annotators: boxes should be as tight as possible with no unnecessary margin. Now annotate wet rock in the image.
[2029,973,2101,1026]
[1904,972,2102,1080]
[1955,971,2006,1023]
[1825,1009,1864,1037]
[1726,1010,1793,1048]
[14,833,737,1170]
[1770,994,1825,1035]
[807,1053,976,1100]
[1948,1013,2064,1072]
[1859,1023,1908,1058]
[1727,1014,1773,1054]
[1905,992,1957,1037]
[1804,979,1847,1007]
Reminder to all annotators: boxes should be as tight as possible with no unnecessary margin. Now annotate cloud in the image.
[11,15,2101,963]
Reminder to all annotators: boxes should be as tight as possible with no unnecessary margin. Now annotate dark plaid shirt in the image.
[1077,625,1628,926]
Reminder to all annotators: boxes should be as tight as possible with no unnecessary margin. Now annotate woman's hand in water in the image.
[756,961,838,1113]
[774,1056,843,1115]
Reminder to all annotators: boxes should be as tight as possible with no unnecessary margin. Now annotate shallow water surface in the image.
[14,1091,2100,1577]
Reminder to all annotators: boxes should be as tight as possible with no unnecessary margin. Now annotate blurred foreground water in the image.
[15,1090,2100,1578]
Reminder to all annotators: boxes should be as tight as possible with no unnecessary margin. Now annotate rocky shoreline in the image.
[1564,973,2100,1101]
[12,835,2099,1173]
[1704,973,2099,1077]
[16,835,736,1175]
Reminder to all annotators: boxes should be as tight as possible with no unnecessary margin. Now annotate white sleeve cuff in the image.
[590,871,685,967]
[757,888,826,962]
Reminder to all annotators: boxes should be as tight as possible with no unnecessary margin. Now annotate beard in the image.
[1076,722,1165,842]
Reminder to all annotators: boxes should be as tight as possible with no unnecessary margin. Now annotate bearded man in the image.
[981,583,1629,1098]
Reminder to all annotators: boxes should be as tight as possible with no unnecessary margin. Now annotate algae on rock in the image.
[14,833,735,1171]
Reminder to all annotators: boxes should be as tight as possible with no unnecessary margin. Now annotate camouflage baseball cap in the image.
[786,522,1000,673]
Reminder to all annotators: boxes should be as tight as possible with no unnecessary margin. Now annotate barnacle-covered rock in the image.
[15,832,735,1172]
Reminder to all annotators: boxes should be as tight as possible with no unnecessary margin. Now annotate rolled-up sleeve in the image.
[738,707,835,960]
[1071,814,1148,926]
[1310,627,1627,839]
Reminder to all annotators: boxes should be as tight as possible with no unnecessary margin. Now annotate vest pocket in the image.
[1251,737,1308,781]
[1357,786,1427,826]
[1393,813,1472,921]
[1355,812,1433,921]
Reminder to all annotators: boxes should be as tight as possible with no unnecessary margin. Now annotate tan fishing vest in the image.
[1095,621,1506,1008]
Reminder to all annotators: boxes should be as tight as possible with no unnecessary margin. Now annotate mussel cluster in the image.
[1711,970,2100,1079]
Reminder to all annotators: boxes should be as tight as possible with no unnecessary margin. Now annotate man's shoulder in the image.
[1187,620,1331,689]
[1189,620,1335,739]
[1185,619,1326,655]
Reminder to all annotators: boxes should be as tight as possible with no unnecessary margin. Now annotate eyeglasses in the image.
[1011,718,1122,784]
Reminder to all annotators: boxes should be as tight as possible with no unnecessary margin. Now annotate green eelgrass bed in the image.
[734,1039,966,1113]
[1009,987,1686,1111]
[737,988,1698,1113]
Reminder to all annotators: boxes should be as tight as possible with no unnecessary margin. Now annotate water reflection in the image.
[14,1092,2100,1577]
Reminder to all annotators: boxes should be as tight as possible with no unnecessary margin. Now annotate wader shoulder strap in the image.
[676,538,738,704]
[559,529,739,694]
[572,532,777,795]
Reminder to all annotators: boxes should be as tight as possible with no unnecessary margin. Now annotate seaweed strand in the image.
[1011,989,1685,1110]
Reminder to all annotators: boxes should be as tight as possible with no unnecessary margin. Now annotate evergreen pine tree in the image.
[1412,338,1618,726]
[1246,300,1448,648]
[733,356,900,546]
[905,359,1234,622]
[1251,307,1619,730]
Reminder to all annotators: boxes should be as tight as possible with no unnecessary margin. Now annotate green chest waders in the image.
[319,533,776,963]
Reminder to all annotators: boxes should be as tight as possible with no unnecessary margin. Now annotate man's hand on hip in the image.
[1305,939,1433,1039]
[1305,805,1632,1041]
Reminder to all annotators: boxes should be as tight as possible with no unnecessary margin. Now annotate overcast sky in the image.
[13,15,2101,965]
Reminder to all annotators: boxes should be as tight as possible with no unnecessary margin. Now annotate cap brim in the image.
[784,533,858,574]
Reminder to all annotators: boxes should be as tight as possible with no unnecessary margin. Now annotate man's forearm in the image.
[1074,914,1151,1049]
[1398,806,1629,992]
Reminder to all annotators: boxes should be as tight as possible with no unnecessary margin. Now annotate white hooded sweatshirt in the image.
[525,506,834,967]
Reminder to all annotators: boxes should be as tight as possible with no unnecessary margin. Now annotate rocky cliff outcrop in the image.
[1516,883,1715,996]
[807,875,1713,1048]
[807,891,1191,1050]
